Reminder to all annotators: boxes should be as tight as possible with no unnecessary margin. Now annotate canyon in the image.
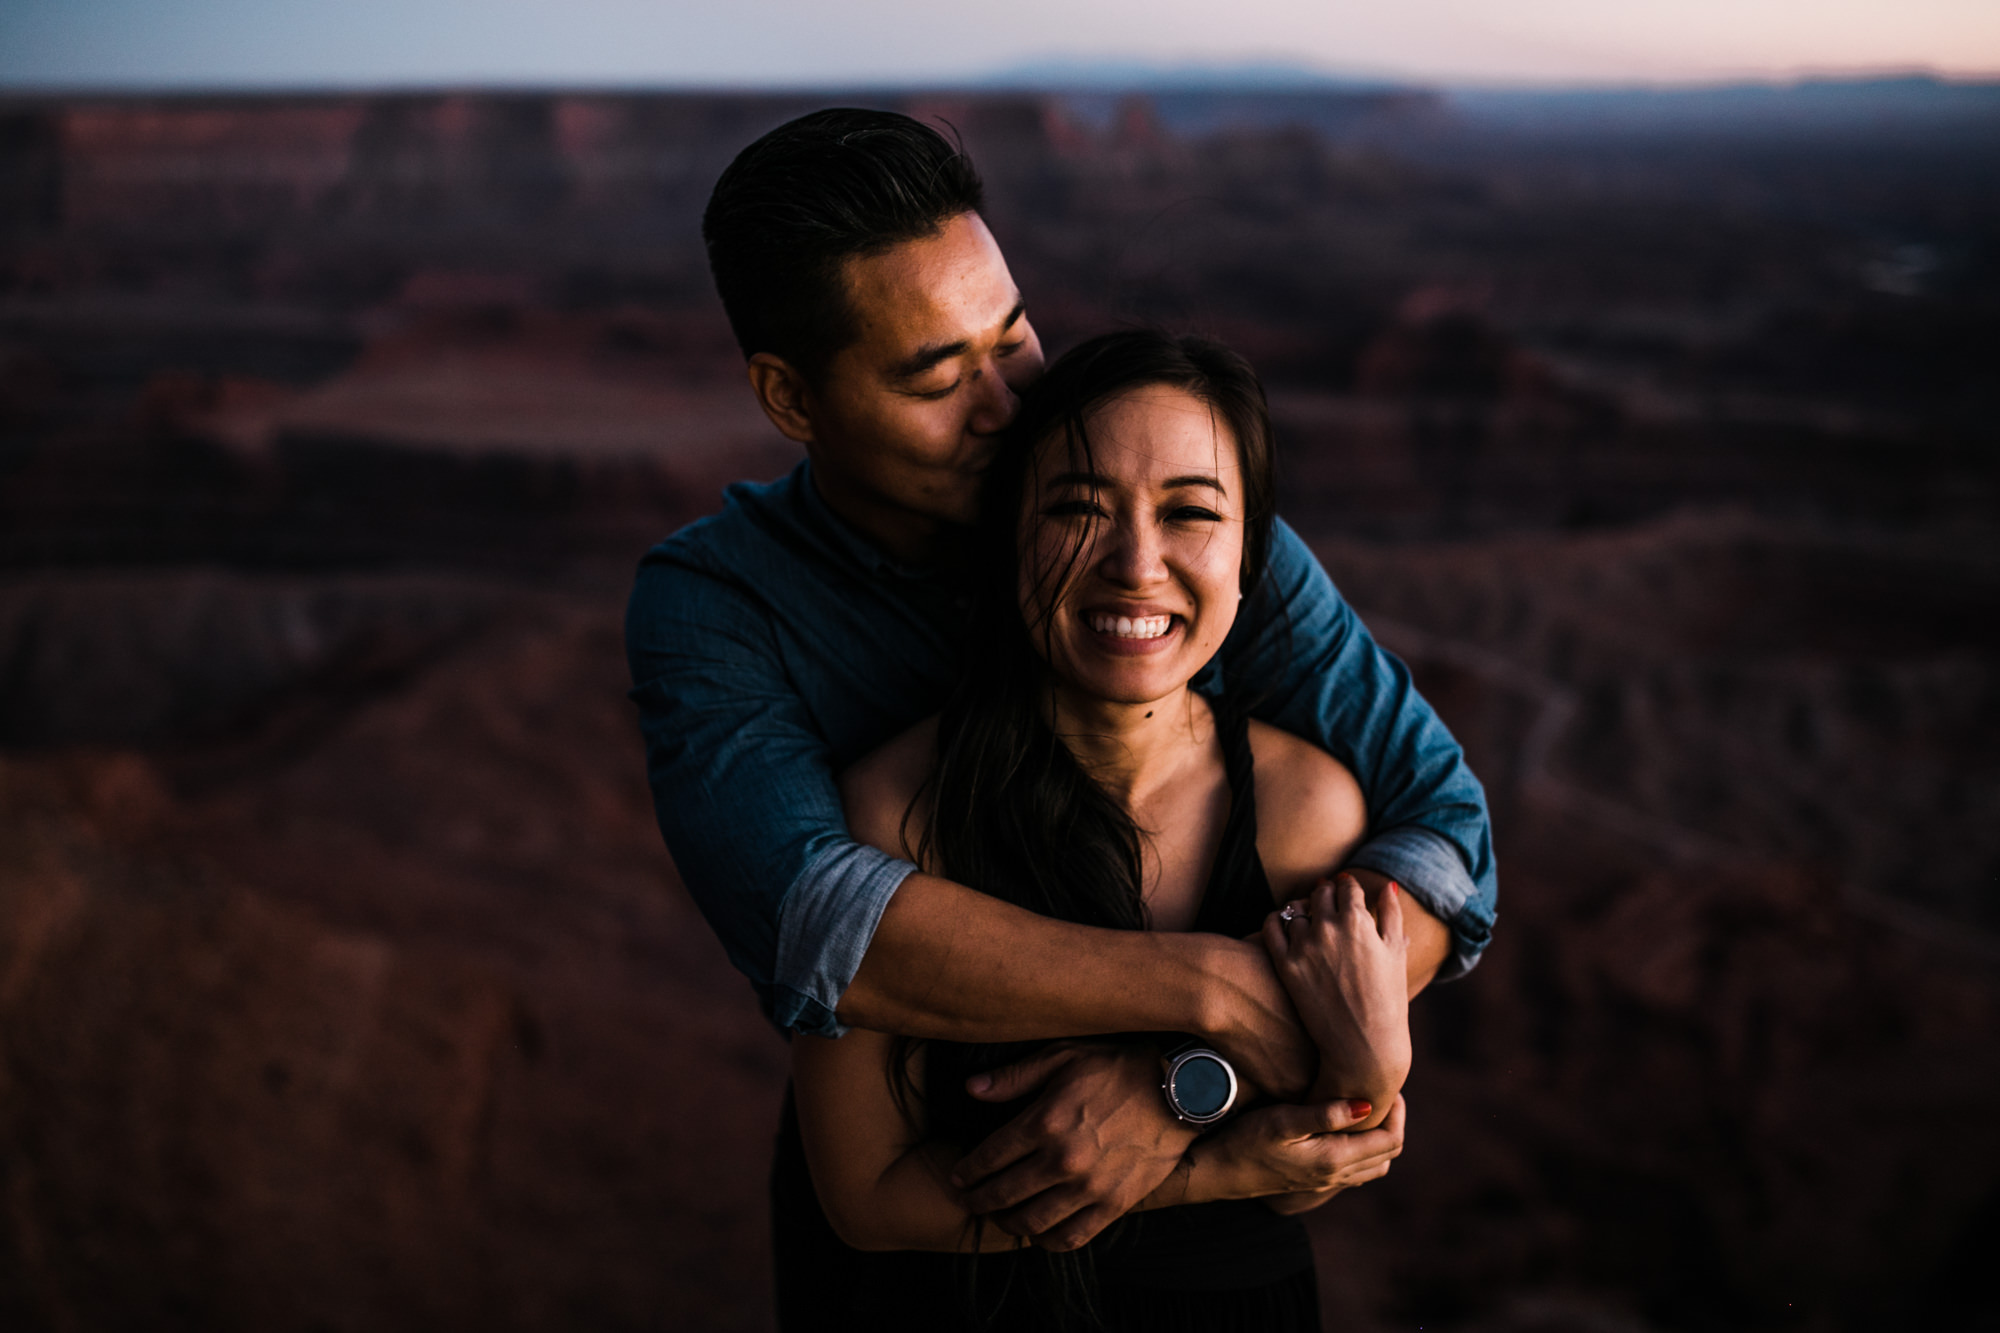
[2,84,1997,1330]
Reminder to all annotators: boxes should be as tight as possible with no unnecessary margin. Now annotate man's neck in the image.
[1047,683,1216,811]
[808,465,950,567]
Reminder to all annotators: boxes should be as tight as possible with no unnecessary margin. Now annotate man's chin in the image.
[924,485,984,529]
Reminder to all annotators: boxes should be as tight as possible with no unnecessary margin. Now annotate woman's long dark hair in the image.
[894,330,1280,1328]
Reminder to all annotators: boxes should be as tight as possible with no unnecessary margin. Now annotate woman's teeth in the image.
[1089,613,1174,640]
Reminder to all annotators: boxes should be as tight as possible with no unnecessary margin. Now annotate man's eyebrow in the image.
[886,300,1026,381]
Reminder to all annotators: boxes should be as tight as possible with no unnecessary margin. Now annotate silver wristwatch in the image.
[1160,1039,1240,1127]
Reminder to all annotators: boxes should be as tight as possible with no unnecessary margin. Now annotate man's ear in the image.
[746,352,817,445]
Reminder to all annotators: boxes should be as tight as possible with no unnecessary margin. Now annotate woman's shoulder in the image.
[838,715,940,865]
[1245,718,1367,900]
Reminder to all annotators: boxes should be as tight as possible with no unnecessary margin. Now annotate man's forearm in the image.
[840,873,1316,1097]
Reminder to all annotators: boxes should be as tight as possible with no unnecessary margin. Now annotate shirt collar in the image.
[794,459,949,583]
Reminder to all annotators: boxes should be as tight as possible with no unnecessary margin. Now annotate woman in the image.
[777,331,1413,1330]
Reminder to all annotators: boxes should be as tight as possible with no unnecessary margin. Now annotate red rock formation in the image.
[3,85,1997,1332]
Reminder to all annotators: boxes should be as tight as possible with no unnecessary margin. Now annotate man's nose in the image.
[965,356,1021,435]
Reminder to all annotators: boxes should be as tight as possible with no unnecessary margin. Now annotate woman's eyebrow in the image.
[1046,470,1107,489]
[1046,472,1228,495]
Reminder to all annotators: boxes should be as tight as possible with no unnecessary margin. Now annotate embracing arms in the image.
[627,512,1487,1240]
[629,535,1315,1085]
[792,1024,1407,1253]
[627,518,1482,1059]
[843,873,1315,1089]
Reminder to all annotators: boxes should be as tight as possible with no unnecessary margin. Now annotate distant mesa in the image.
[977,56,1395,92]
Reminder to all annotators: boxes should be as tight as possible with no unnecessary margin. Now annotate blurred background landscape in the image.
[2,59,1999,1333]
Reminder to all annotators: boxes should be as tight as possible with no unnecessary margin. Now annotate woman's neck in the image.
[1046,682,1217,811]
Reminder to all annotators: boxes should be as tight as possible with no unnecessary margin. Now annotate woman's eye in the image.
[1169,506,1223,523]
[1044,500,1105,519]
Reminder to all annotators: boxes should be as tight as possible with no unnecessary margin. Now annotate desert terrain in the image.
[1,84,1997,1330]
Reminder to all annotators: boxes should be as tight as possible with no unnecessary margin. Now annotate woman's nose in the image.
[1097,517,1167,588]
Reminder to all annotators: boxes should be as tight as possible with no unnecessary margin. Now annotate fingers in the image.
[1291,1096,1376,1136]
[1240,1098,1333,1144]
[1278,1148,1397,1212]
[950,1121,1041,1193]
[986,1183,1089,1239]
[1262,909,1292,963]
[1318,1094,1407,1167]
[965,1045,1074,1103]
[1379,877,1408,946]
[961,1155,1069,1215]
[1338,874,1370,927]
[1301,874,1370,939]
[1309,1132,1399,1189]
[1031,1200,1121,1252]
[1327,1126,1401,1172]
[991,1190,1120,1251]
[1321,1097,1375,1132]
[1310,875,1342,927]
[1343,1158,1394,1190]
[1295,872,1412,953]
[1235,1095,1376,1148]
[1266,1187,1336,1216]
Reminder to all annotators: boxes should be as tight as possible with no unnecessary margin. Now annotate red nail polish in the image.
[1349,1100,1373,1119]
[1388,881,1401,896]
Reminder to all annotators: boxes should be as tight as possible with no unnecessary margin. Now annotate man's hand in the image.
[949,1042,1195,1252]
[1203,1094,1407,1214]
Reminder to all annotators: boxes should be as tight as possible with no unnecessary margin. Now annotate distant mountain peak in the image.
[976,56,1401,93]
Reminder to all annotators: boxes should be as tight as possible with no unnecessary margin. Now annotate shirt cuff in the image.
[773,840,918,1037]
[1345,826,1493,981]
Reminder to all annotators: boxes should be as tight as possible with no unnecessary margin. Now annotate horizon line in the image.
[6,63,2000,101]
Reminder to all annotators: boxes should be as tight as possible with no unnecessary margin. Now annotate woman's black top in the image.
[771,706,1320,1332]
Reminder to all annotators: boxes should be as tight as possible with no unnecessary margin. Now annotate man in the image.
[626,108,1495,1257]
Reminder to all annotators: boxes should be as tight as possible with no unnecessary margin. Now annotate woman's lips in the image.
[1088,612,1173,640]
[1082,610,1183,655]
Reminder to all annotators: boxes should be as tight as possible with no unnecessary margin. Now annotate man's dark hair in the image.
[702,108,986,381]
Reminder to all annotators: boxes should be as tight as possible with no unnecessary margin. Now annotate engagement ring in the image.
[1279,903,1308,924]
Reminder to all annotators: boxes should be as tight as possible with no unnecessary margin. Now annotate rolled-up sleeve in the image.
[775,841,915,1034]
[625,553,910,1035]
[1223,519,1497,977]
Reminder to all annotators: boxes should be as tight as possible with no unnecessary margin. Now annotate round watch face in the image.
[1170,1053,1235,1120]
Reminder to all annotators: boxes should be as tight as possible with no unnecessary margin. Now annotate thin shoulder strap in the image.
[1190,702,1276,937]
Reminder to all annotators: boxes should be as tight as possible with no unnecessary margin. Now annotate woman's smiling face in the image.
[1019,384,1247,707]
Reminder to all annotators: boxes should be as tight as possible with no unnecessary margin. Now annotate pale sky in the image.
[3,0,1998,90]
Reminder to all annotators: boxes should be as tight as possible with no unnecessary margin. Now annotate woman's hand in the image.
[1189,1094,1406,1207]
[1262,874,1412,1121]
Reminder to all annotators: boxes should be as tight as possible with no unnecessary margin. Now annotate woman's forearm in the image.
[1135,1095,1408,1213]
[1132,1145,1245,1212]
[835,1142,1028,1254]
[795,1030,1025,1254]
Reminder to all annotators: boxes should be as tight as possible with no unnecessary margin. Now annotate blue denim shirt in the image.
[627,461,1497,1035]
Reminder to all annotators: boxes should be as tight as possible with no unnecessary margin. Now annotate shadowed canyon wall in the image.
[2,85,1997,1331]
